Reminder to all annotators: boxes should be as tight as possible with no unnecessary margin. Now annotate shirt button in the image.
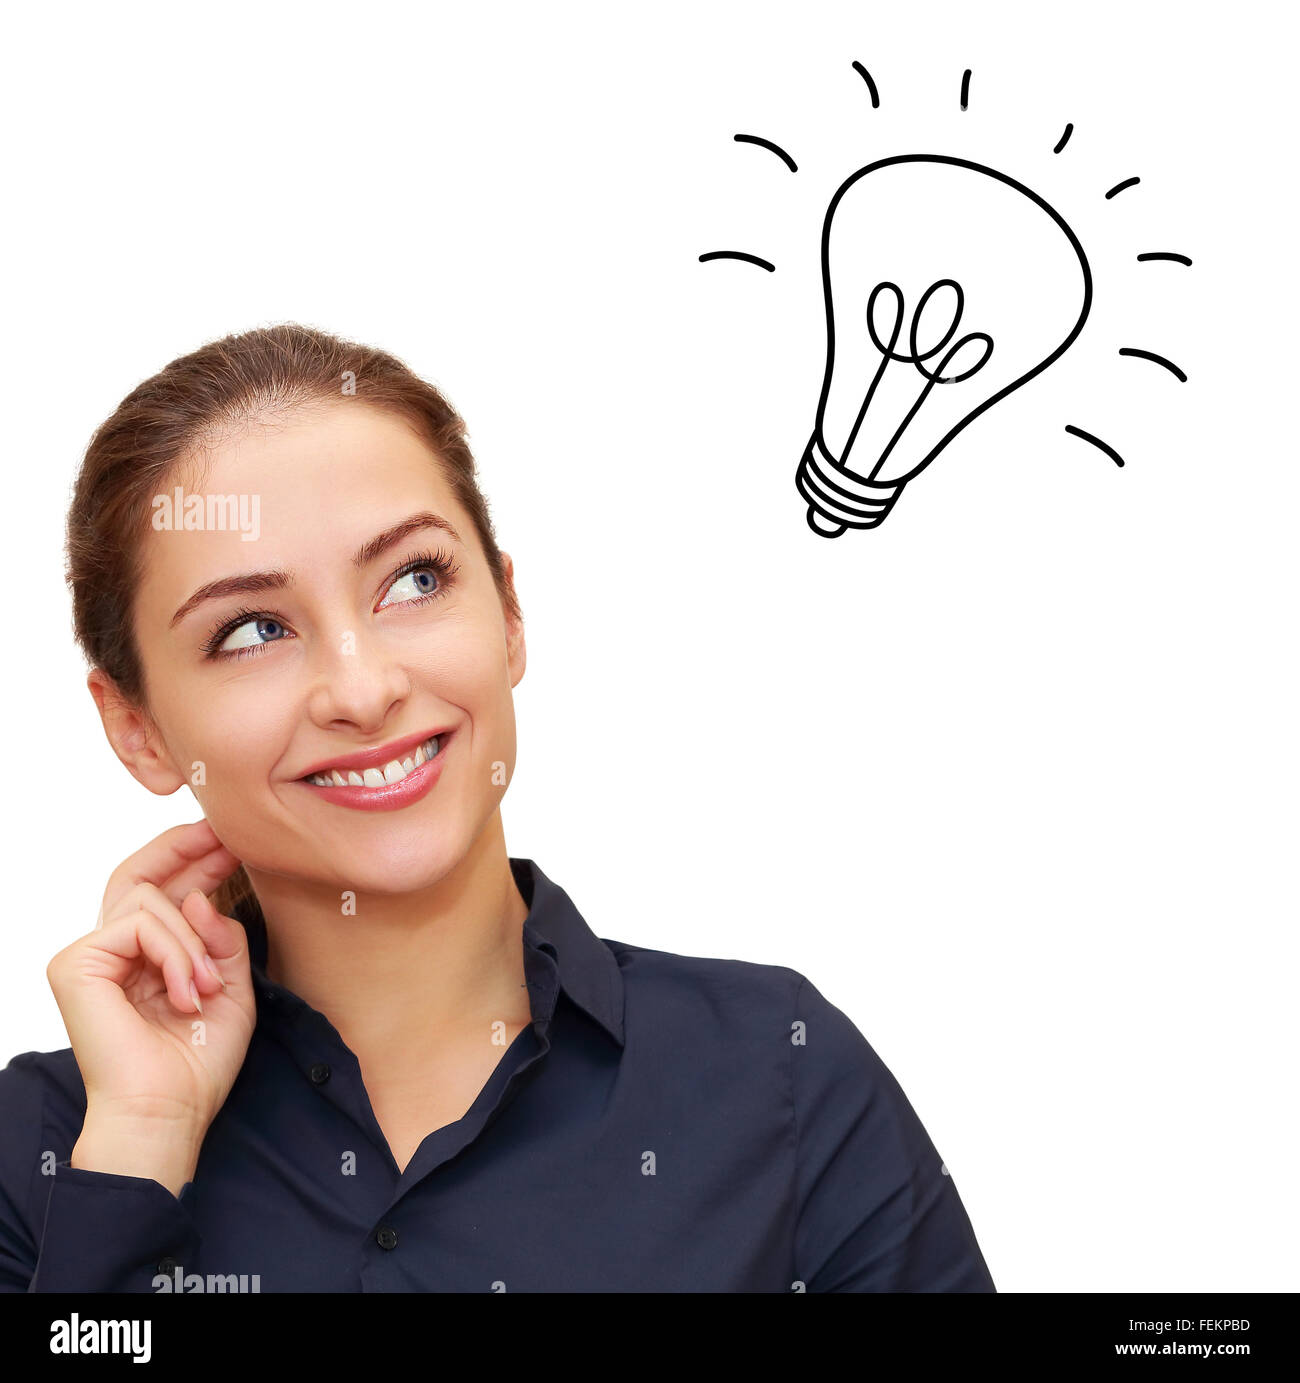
[309,1062,331,1084]
[375,1225,398,1251]
[156,1256,180,1274]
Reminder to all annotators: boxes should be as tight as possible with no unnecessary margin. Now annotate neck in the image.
[243,812,531,1062]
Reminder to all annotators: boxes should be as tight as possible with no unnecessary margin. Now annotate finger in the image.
[67,909,204,1016]
[148,844,242,912]
[103,882,227,995]
[102,821,239,917]
[102,820,222,910]
[180,890,250,977]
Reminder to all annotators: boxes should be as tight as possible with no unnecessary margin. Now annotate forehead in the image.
[134,402,471,618]
[178,401,447,501]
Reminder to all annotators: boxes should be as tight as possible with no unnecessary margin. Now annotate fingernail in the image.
[189,980,204,1015]
[203,954,228,990]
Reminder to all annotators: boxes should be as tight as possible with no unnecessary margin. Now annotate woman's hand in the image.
[47,820,257,1165]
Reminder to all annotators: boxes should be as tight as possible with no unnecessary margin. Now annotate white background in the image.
[1,0,1294,1290]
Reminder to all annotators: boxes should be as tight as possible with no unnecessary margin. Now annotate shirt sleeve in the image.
[790,974,996,1292]
[0,1053,202,1293]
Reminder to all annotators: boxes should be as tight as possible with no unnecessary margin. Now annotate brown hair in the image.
[65,322,521,924]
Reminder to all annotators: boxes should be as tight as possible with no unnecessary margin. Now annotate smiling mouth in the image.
[301,734,443,789]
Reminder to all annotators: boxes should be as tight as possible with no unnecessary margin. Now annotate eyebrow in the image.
[169,511,464,629]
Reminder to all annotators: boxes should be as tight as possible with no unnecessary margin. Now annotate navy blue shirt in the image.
[0,859,994,1292]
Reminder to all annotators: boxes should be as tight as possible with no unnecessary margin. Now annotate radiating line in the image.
[1137,251,1192,266]
[1053,123,1073,153]
[852,61,880,107]
[960,68,971,109]
[1119,347,1186,382]
[1065,425,1126,467]
[1105,176,1141,199]
[732,133,797,172]
[698,251,776,271]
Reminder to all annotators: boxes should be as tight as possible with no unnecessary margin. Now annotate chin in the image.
[316,832,470,897]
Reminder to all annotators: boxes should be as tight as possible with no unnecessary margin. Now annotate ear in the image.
[87,668,186,795]
[499,552,526,689]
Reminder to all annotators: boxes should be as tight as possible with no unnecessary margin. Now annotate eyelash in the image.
[200,548,462,661]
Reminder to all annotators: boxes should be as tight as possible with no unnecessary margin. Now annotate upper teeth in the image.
[307,736,440,788]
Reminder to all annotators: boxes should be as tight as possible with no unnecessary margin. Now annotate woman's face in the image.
[117,400,524,898]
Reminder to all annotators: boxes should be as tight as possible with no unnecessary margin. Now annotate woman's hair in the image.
[65,322,521,923]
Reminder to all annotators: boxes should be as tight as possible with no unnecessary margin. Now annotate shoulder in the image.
[0,1047,89,1137]
[604,936,804,1017]
[602,938,881,1068]
[607,937,862,1018]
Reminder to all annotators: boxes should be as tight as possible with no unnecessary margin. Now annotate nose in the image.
[304,625,412,735]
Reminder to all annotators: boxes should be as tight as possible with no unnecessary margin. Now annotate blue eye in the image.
[379,566,441,608]
[219,616,288,654]
[200,548,460,662]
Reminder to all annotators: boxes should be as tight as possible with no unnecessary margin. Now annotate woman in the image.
[0,324,995,1292]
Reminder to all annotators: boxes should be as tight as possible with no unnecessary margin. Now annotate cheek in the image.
[435,642,517,770]
[158,682,293,800]
[428,615,509,706]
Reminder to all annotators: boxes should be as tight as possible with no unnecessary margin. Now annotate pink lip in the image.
[298,730,452,813]
[295,726,453,780]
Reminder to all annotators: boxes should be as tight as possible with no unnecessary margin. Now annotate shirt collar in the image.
[233,857,625,1048]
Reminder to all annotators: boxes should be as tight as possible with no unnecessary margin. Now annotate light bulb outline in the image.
[804,153,1093,535]
[702,66,1194,509]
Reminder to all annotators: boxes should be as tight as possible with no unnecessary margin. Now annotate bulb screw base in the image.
[796,434,905,537]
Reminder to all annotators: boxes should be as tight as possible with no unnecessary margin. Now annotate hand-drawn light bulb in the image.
[796,154,1091,536]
